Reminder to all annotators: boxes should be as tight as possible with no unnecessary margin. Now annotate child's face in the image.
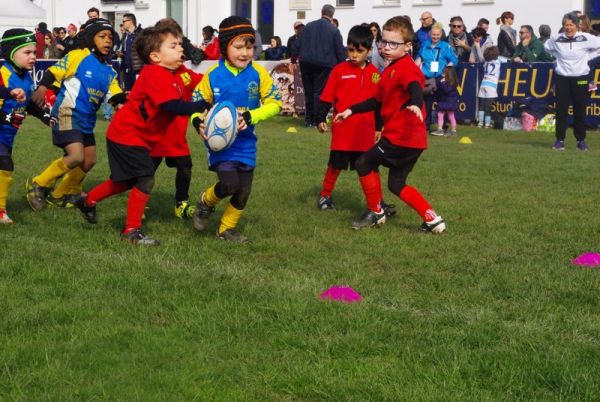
[227,37,254,69]
[346,44,369,67]
[270,38,277,47]
[380,29,409,62]
[152,33,184,70]
[12,44,37,70]
[94,30,113,55]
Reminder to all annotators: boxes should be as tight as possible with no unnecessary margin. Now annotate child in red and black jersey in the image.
[149,19,203,220]
[335,16,446,233]
[74,23,210,245]
[316,25,395,216]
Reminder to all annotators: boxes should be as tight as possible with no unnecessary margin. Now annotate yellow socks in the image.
[218,202,243,234]
[203,183,221,207]
[0,170,14,210]
[34,157,70,188]
[51,167,86,198]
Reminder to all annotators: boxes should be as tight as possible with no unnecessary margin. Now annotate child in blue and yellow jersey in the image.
[191,16,282,243]
[0,29,52,224]
[26,18,125,211]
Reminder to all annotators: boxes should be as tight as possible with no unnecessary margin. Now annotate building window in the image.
[413,0,442,6]
[462,0,494,4]
[336,0,354,7]
[374,0,400,5]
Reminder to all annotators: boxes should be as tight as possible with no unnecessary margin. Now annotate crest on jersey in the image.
[371,73,380,84]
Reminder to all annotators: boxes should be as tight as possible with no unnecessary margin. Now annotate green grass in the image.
[2,116,600,401]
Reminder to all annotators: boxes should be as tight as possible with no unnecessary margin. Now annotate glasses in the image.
[518,31,528,34]
[451,25,463,28]
[377,39,405,49]
[419,17,431,21]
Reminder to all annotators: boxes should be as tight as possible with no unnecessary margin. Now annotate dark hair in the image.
[520,25,533,35]
[496,11,514,25]
[332,18,339,28]
[134,25,180,65]
[443,66,458,88]
[538,24,551,38]
[271,35,282,47]
[477,18,490,26]
[382,16,414,42]
[155,18,183,36]
[347,25,373,50]
[368,22,382,41]
[483,45,499,61]
[202,25,217,36]
[471,27,486,39]
[321,4,335,18]
[123,13,137,26]
[87,7,100,16]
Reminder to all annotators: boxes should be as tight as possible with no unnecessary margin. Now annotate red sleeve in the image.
[142,65,182,106]
[320,66,338,103]
[204,38,221,60]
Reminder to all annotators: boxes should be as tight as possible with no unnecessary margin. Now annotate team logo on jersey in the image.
[390,69,395,78]
[180,72,191,86]
[85,70,92,78]
[247,81,259,100]
[371,73,380,84]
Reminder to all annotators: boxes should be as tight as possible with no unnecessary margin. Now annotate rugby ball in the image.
[204,101,238,152]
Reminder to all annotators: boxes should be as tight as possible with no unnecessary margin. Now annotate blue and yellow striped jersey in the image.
[0,63,35,149]
[50,49,122,134]
[192,60,281,167]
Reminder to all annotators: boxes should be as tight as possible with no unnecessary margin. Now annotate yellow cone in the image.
[287,127,298,133]
[459,136,472,144]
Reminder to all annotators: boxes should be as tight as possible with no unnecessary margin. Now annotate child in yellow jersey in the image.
[191,16,282,243]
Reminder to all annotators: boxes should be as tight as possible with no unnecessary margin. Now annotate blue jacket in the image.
[292,17,346,68]
[417,40,458,79]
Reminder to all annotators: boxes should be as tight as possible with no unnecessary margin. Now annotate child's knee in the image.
[231,185,252,209]
[135,176,155,194]
[388,178,405,196]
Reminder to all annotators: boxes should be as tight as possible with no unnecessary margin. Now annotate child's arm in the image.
[25,101,54,126]
[31,50,85,107]
[241,64,282,127]
[333,97,379,122]
[316,100,332,133]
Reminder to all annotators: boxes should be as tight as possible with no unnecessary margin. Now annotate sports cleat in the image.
[174,200,196,219]
[477,121,484,128]
[484,123,493,129]
[192,192,215,231]
[430,128,445,136]
[0,210,14,225]
[577,140,589,151]
[420,215,447,234]
[380,200,396,217]
[552,140,565,151]
[217,228,249,243]
[46,193,77,208]
[72,193,97,224]
[121,228,160,246]
[318,195,336,210]
[352,209,386,230]
[445,129,457,136]
[25,177,51,211]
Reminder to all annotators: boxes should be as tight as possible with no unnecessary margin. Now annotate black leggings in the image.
[555,74,588,141]
[0,155,14,172]
[214,170,254,210]
[153,156,192,203]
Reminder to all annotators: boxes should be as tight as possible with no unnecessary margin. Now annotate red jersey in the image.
[108,64,184,150]
[321,61,380,152]
[376,54,427,149]
[150,65,203,157]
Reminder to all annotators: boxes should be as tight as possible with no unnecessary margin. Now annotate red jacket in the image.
[203,37,220,60]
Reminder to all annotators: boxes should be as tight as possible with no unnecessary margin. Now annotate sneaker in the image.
[552,140,565,151]
[174,200,196,219]
[25,177,51,211]
[381,200,396,217]
[318,195,336,210]
[192,192,215,231]
[72,193,97,224]
[420,215,446,234]
[430,128,445,136]
[121,228,160,245]
[0,210,13,225]
[46,193,76,208]
[351,209,386,230]
[217,228,249,243]
[477,121,484,128]
[484,123,493,129]
[577,140,589,151]
[445,129,457,136]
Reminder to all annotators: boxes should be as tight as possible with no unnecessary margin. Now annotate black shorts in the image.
[359,137,423,171]
[107,139,155,182]
[152,155,193,169]
[52,129,96,148]
[328,150,364,170]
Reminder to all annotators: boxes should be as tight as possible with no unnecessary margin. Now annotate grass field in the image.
[2,115,600,401]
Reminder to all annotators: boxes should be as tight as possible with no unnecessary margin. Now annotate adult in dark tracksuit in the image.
[291,4,346,127]
[544,12,600,151]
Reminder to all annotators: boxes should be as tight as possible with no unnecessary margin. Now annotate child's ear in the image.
[149,51,160,64]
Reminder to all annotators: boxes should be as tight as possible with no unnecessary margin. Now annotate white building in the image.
[7,0,594,47]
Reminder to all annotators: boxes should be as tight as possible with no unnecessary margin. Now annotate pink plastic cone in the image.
[572,252,600,268]
[319,286,362,303]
